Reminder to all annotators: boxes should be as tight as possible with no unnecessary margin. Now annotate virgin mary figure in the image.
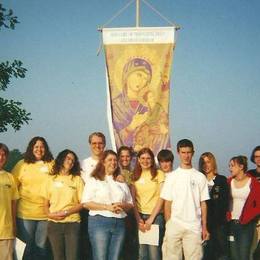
[111,58,152,149]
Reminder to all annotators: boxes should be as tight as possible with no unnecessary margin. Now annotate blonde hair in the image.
[199,152,218,175]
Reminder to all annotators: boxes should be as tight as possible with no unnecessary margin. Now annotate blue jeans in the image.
[88,215,125,260]
[138,213,164,260]
[16,218,48,260]
[228,220,255,260]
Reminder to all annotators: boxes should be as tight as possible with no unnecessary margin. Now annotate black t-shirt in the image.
[248,169,260,182]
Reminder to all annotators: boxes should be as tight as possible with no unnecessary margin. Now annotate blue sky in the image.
[1,0,260,174]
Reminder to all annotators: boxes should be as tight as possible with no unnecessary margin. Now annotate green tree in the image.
[0,4,31,132]
[5,148,23,172]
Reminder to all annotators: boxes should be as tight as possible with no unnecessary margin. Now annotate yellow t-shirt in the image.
[41,174,84,223]
[0,170,19,239]
[12,159,53,220]
[133,169,165,214]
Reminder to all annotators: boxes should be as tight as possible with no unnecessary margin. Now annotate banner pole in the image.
[136,0,140,27]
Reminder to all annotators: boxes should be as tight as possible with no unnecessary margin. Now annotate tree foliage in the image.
[0,60,27,91]
[0,97,31,132]
[0,4,19,30]
[4,148,23,172]
[0,4,31,132]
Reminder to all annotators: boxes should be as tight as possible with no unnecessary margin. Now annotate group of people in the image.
[0,133,260,260]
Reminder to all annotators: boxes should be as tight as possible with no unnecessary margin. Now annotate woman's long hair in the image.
[199,152,218,175]
[91,150,120,181]
[24,136,53,163]
[51,149,81,176]
[132,147,157,181]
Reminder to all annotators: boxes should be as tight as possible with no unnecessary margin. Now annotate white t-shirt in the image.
[81,175,133,218]
[160,167,209,233]
[231,178,251,220]
[207,177,215,193]
[81,157,98,183]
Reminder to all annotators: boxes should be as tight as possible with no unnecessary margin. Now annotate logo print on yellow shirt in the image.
[54,181,63,188]
[40,166,49,173]
[138,178,145,184]
[0,183,11,188]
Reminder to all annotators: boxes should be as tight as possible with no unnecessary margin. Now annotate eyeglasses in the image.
[91,142,104,146]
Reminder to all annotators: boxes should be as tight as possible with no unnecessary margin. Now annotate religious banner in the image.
[103,27,176,156]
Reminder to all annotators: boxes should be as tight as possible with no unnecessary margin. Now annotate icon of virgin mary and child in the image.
[111,57,170,153]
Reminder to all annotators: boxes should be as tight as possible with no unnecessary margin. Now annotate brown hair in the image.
[250,146,260,163]
[230,155,248,172]
[132,147,158,181]
[199,152,218,175]
[88,132,106,146]
[0,143,9,157]
[24,136,53,163]
[51,149,81,176]
[118,145,133,158]
[157,149,174,163]
[177,139,194,152]
[91,150,120,181]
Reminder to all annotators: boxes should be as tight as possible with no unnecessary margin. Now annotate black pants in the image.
[79,209,92,260]
[203,224,229,260]
[47,221,80,260]
[122,210,138,260]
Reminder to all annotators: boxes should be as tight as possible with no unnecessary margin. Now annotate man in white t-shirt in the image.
[161,139,210,260]
[81,132,106,183]
[80,132,106,260]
